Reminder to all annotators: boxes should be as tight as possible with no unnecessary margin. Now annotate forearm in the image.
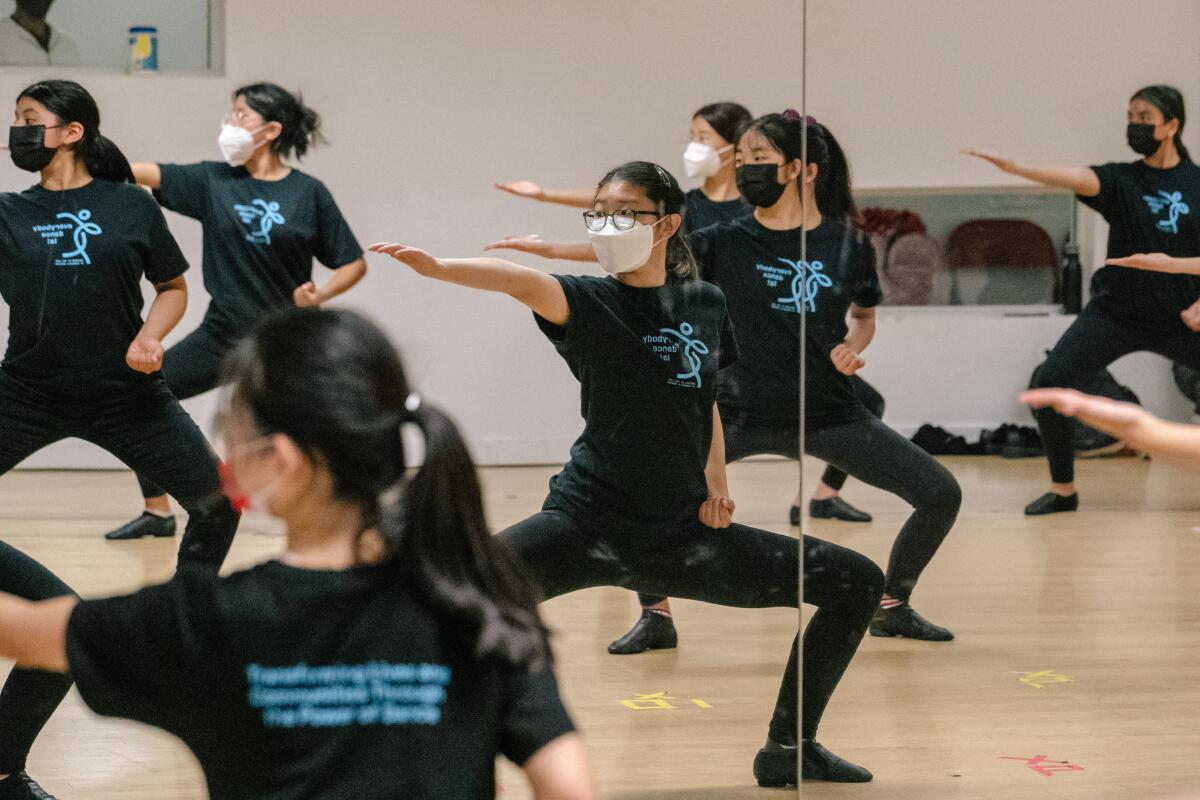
[139,285,187,341]
[1007,163,1099,196]
[1126,417,1200,464]
[843,315,875,354]
[315,258,367,302]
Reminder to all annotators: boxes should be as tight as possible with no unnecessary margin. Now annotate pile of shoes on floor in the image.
[911,422,1144,459]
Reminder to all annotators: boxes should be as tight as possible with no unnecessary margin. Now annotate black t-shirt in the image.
[536,274,738,536]
[67,562,574,800]
[688,216,881,432]
[1080,159,1200,330]
[155,162,363,335]
[0,180,188,399]
[681,188,753,234]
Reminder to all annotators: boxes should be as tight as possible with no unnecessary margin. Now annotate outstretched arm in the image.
[1106,253,1200,275]
[484,235,599,263]
[495,181,594,209]
[1021,388,1200,466]
[961,148,1100,196]
[369,243,569,325]
[131,162,162,189]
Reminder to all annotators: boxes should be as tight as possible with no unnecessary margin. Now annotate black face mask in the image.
[1126,123,1162,157]
[736,163,789,208]
[8,125,58,172]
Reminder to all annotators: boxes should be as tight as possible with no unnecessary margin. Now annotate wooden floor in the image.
[1,455,1199,799]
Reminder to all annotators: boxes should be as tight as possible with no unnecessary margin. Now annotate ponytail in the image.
[223,308,552,669]
[82,133,134,184]
[385,401,551,666]
[16,79,134,184]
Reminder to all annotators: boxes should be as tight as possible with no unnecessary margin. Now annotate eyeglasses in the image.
[222,110,261,127]
[583,209,661,232]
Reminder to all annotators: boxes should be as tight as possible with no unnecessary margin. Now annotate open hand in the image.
[961,147,1015,173]
[494,180,545,200]
[1020,388,1150,440]
[1105,253,1178,273]
[483,233,555,256]
[368,242,441,276]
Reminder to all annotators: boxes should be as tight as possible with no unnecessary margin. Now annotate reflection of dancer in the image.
[492,116,959,647]
[372,162,883,785]
[964,84,1200,515]
[0,80,240,800]
[0,0,80,66]
[0,309,595,798]
[103,83,366,543]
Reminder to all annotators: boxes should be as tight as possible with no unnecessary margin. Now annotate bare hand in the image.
[698,494,736,529]
[126,336,164,374]
[1020,388,1150,440]
[1105,253,1179,273]
[830,344,865,376]
[483,233,556,256]
[1182,300,1200,332]
[368,242,441,276]
[961,147,1015,173]
[293,281,321,307]
[494,180,545,200]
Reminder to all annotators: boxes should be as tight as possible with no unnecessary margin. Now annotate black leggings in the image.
[0,542,73,774]
[1031,302,1200,484]
[640,404,958,607]
[137,321,238,499]
[0,372,240,570]
[498,511,883,742]
[821,376,885,492]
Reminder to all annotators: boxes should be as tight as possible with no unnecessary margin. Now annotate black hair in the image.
[740,112,859,225]
[222,308,551,667]
[234,82,324,161]
[594,161,697,279]
[693,101,753,146]
[1131,84,1190,162]
[16,80,134,183]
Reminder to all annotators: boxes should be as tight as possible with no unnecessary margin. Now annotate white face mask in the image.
[682,141,732,178]
[218,123,262,167]
[588,218,657,275]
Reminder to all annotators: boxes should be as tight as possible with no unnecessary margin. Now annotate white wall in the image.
[1,0,211,69]
[809,0,1200,435]
[0,0,803,468]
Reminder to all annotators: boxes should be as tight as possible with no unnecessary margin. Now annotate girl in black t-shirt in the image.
[0,308,593,800]
[371,161,884,785]
[965,84,1200,515]
[103,82,367,544]
[0,79,240,799]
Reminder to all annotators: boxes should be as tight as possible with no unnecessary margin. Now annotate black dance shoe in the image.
[1023,492,1078,516]
[607,610,678,655]
[869,603,955,641]
[104,511,177,541]
[753,739,873,785]
[809,497,873,523]
[788,504,801,526]
[0,772,57,800]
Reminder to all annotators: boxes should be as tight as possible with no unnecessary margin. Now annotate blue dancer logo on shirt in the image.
[756,257,833,313]
[32,209,103,267]
[646,322,710,388]
[234,198,286,245]
[1143,190,1190,234]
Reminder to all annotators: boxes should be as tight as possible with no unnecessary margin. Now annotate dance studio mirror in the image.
[798,1,1200,798]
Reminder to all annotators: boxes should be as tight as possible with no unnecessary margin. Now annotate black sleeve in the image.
[153,162,211,221]
[533,274,591,349]
[138,192,190,284]
[1076,162,1120,220]
[499,662,576,766]
[849,232,882,308]
[311,181,364,268]
[684,226,718,282]
[66,572,218,730]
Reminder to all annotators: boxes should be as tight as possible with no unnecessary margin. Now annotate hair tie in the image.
[653,164,671,187]
[782,108,802,122]
[405,392,422,415]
